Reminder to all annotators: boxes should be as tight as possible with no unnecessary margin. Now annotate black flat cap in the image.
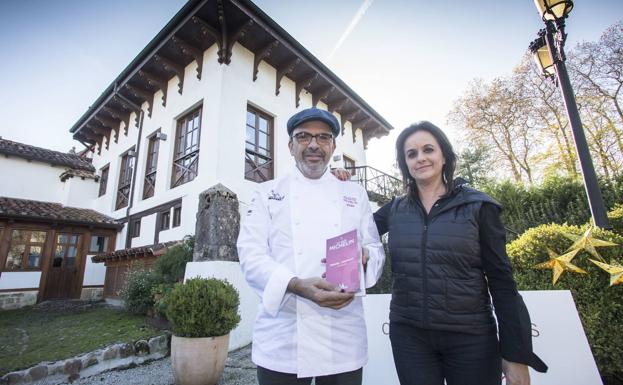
[287,108,340,137]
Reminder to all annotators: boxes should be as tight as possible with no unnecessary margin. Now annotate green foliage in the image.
[121,267,160,315]
[481,175,623,236]
[151,283,175,317]
[608,204,623,235]
[507,223,623,381]
[153,236,194,284]
[367,241,392,294]
[165,278,240,338]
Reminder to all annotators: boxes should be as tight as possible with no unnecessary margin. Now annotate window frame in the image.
[4,229,48,271]
[130,219,141,239]
[245,105,274,183]
[143,133,160,200]
[116,148,135,210]
[343,155,356,176]
[89,235,110,254]
[171,107,202,188]
[172,205,182,228]
[99,164,110,197]
[159,210,171,231]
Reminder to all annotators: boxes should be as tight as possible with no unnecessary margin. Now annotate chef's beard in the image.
[296,149,329,179]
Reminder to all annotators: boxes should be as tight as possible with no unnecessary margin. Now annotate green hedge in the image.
[507,224,623,384]
[481,175,623,236]
[165,278,240,338]
[121,268,159,315]
[608,204,623,235]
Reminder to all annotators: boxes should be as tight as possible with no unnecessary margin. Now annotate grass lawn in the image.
[0,303,161,375]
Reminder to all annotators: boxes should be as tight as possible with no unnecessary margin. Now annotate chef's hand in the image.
[330,168,351,181]
[502,359,530,385]
[287,277,354,309]
[362,247,369,273]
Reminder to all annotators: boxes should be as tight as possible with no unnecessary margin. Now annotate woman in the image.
[355,122,546,385]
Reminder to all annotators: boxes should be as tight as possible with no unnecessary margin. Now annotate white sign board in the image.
[363,291,602,385]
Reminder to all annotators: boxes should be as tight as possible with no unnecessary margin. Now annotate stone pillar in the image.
[193,184,240,262]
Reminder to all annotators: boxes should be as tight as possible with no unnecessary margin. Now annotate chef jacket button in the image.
[293,195,299,200]
[297,250,303,255]
[295,222,300,226]
[333,223,338,227]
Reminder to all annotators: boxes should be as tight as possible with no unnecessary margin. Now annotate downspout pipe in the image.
[114,84,146,248]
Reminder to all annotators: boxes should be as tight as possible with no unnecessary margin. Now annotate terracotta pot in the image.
[171,334,230,385]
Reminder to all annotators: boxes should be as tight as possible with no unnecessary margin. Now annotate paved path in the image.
[33,345,257,385]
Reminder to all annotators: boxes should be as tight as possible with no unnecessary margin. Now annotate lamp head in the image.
[529,33,556,77]
[534,0,573,22]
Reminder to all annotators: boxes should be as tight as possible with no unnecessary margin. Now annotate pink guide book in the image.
[325,229,361,293]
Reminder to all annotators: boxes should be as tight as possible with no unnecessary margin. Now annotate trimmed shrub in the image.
[165,278,240,338]
[608,204,623,236]
[121,268,160,315]
[507,224,623,384]
[153,236,194,284]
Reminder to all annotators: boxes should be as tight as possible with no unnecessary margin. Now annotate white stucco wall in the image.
[131,212,157,248]
[0,157,65,202]
[61,176,99,208]
[0,271,41,290]
[82,255,107,286]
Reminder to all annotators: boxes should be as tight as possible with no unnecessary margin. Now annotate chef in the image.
[237,107,385,385]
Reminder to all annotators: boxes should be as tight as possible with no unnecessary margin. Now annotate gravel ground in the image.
[31,345,257,385]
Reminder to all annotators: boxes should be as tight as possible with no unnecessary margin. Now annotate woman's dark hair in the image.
[395,121,457,200]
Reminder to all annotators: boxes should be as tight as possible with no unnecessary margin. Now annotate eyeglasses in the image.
[292,132,334,145]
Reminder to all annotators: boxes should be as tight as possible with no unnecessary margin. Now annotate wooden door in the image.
[43,233,82,300]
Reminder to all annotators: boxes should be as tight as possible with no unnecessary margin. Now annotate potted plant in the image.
[165,277,241,385]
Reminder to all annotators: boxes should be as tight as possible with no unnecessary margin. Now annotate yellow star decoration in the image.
[562,226,618,261]
[589,259,623,286]
[534,248,587,285]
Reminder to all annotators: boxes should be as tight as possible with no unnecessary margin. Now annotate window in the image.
[116,149,135,210]
[172,107,201,187]
[245,106,274,182]
[159,210,170,231]
[99,164,109,197]
[131,219,141,238]
[172,205,182,228]
[5,230,47,270]
[53,233,80,268]
[343,155,356,176]
[143,134,159,199]
[89,235,109,253]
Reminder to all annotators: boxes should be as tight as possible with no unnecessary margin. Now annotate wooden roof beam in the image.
[312,85,334,108]
[227,19,254,64]
[94,115,120,143]
[275,57,300,96]
[192,15,224,63]
[138,70,168,107]
[253,40,279,81]
[295,73,318,108]
[154,54,185,94]
[172,36,203,80]
[124,83,155,118]
[103,105,132,136]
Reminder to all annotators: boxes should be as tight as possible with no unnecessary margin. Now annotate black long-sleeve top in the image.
[374,195,547,372]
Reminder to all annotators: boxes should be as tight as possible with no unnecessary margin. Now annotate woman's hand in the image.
[331,168,351,181]
[502,359,530,385]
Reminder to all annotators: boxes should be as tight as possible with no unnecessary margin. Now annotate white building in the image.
[0,0,396,310]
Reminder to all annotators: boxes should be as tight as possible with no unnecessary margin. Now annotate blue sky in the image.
[0,0,621,174]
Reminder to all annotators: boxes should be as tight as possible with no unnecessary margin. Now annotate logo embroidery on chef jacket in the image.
[343,196,357,207]
[268,190,285,201]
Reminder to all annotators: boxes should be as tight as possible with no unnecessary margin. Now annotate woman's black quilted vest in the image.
[388,186,499,334]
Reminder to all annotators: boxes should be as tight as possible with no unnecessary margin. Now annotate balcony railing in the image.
[344,166,403,204]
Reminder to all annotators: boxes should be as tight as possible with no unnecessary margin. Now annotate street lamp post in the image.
[529,0,610,228]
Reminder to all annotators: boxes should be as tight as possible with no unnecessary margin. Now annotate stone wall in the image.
[0,334,170,385]
[0,291,37,310]
[80,287,103,301]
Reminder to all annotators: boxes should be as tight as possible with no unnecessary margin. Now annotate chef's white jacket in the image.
[237,166,385,378]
